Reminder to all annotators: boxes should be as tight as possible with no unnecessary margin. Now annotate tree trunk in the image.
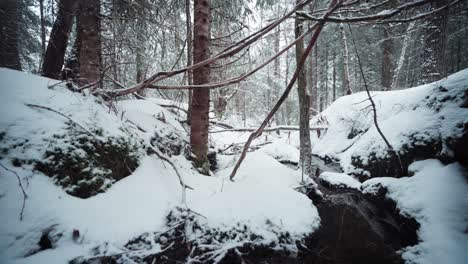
[42,0,77,79]
[190,0,211,172]
[391,21,415,90]
[77,0,101,84]
[39,0,46,67]
[332,53,336,101]
[381,24,394,90]
[420,0,449,83]
[340,23,352,95]
[186,0,193,125]
[295,0,312,178]
[0,0,22,70]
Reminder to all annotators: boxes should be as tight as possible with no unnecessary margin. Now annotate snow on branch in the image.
[297,0,455,24]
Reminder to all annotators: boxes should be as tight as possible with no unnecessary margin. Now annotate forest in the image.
[0,0,467,263]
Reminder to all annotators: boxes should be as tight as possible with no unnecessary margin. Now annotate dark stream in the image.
[298,156,419,264]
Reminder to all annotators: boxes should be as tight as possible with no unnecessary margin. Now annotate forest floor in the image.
[0,68,467,264]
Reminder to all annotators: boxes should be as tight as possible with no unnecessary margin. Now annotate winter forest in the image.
[0,0,467,263]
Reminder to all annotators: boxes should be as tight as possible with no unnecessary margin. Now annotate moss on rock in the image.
[34,130,141,199]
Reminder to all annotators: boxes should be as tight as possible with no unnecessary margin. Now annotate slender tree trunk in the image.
[340,23,352,95]
[62,18,81,81]
[381,24,394,90]
[186,0,193,125]
[78,0,101,84]
[0,0,22,70]
[190,0,211,172]
[39,0,46,67]
[420,0,449,83]
[295,0,312,177]
[324,46,329,107]
[332,53,336,101]
[273,8,281,125]
[42,0,77,79]
[391,21,415,90]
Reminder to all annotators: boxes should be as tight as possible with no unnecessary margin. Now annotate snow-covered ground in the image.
[0,68,319,263]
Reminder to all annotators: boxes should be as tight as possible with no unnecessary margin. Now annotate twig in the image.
[25,104,98,139]
[148,145,193,206]
[0,163,27,221]
[347,24,404,176]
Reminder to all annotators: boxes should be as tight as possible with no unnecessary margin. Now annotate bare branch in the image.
[229,0,342,181]
[25,104,98,138]
[298,0,433,23]
[0,163,27,221]
[104,0,315,97]
[209,125,327,134]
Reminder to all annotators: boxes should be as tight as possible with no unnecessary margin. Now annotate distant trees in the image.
[420,0,450,84]
[0,0,22,70]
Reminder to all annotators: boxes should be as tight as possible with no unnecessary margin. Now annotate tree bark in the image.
[190,0,211,171]
[42,0,77,79]
[381,24,394,90]
[295,0,313,177]
[39,0,46,66]
[77,0,101,84]
[186,0,193,125]
[332,52,336,101]
[391,21,415,90]
[0,0,22,71]
[339,23,352,95]
[420,0,449,83]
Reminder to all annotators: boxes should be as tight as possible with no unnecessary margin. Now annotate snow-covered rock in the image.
[319,172,361,190]
[362,159,468,264]
[313,69,468,178]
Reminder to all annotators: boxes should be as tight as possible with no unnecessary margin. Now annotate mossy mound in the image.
[150,131,187,157]
[34,130,141,198]
[350,132,442,180]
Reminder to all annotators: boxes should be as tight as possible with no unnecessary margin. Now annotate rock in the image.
[454,122,468,169]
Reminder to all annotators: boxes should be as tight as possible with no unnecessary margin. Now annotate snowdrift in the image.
[0,68,319,264]
[313,69,468,179]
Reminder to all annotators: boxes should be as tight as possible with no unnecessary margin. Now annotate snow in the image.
[362,160,468,264]
[0,68,319,263]
[1,67,467,264]
[319,172,361,190]
[313,69,468,176]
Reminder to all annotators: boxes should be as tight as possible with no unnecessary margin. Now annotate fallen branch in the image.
[0,163,27,221]
[25,104,98,139]
[148,144,193,206]
[159,104,188,113]
[229,0,342,181]
[210,125,327,134]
